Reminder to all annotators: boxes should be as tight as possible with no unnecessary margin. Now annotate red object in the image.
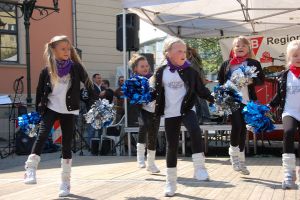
[229,55,248,65]
[249,36,263,56]
[254,79,285,140]
[260,51,273,63]
[53,120,62,144]
[289,65,300,78]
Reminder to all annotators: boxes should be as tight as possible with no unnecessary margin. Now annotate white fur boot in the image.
[136,143,146,168]
[164,168,177,197]
[146,150,160,173]
[192,153,209,181]
[59,159,72,197]
[229,145,240,171]
[24,154,40,184]
[239,150,250,175]
[282,153,296,189]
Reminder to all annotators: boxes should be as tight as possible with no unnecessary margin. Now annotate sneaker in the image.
[24,168,37,184]
[147,165,160,173]
[59,181,70,197]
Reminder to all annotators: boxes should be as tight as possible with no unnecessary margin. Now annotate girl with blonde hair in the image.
[129,54,160,174]
[23,35,95,197]
[153,37,214,197]
[269,40,300,189]
[217,36,264,175]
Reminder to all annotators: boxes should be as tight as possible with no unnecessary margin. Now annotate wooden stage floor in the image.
[0,153,299,200]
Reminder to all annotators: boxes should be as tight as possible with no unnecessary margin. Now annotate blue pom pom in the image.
[18,112,41,137]
[121,75,152,104]
[242,101,275,134]
[212,81,242,115]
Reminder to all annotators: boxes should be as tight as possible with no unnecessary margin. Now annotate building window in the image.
[0,3,18,63]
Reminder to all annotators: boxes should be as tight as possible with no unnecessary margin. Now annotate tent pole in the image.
[122,8,132,156]
[123,8,128,129]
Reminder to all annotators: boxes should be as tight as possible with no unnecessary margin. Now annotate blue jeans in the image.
[87,124,102,146]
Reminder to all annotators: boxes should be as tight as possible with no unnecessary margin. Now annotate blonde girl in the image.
[23,35,95,197]
[269,40,300,189]
[217,36,264,175]
[129,54,160,174]
[153,37,214,197]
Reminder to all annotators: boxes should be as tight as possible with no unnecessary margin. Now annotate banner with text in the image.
[219,33,300,68]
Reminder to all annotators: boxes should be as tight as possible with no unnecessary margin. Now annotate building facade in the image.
[0,0,124,141]
[75,0,123,88]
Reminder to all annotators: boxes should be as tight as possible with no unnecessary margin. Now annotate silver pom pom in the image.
[84,99,116,129]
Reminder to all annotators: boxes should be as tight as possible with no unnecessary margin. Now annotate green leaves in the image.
[185,38,223,74]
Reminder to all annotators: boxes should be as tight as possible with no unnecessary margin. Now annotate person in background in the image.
[92,73,104,98]
[86,73,104,147]
[114,76,125,122]
[100,79,114,104]
[217,36,264,176]
[187,46,211,124]
[269,40,300,189]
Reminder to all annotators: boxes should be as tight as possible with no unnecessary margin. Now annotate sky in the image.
[139,20,167,43]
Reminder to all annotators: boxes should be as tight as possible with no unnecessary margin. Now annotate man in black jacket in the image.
[92,73,104,98]
[100,80,114,104]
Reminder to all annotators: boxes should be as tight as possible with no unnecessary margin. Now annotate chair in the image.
[100,115,125,156]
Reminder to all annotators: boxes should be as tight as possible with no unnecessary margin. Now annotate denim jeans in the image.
[86,124,102,147]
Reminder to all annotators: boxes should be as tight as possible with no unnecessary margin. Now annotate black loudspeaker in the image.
[141,53,155,72]
[127,103,139,127]
[100,139,112,155]
[116,13,140,52]
[15,130,35,155]
[18,105,27,116]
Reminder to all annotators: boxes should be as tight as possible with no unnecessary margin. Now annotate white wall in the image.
[76,0,123,88]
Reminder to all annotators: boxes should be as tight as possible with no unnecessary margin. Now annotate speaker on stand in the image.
[116,13,140,52]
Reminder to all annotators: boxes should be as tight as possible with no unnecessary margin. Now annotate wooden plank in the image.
[0,155,295,200]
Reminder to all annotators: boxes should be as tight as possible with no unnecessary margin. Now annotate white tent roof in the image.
[122,0,300,38]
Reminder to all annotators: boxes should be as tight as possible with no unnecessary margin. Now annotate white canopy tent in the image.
[120,0,300,130]
[122,0,300,38]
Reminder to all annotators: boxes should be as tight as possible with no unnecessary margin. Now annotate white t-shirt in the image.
[142,75,156,113]
[162,67,187,118]
[230,62,250,104]
[142,100,156,113]
[282,71,300,121]
[47,74,79,115]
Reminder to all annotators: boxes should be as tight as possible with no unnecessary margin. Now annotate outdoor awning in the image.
[122,0,300,38]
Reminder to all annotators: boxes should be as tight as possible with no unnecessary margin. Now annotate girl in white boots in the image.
[24,35,95,197]
[217,36,265,175]
[269,40,300,189]
[129,54,160,173]
[153,37,215,197]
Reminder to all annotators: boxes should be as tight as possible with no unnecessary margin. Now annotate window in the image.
[0,3,18,63]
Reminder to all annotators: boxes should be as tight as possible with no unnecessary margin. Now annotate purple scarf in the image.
[167,58,190,73]
[56,59,73,77]
[144,73,152,79]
